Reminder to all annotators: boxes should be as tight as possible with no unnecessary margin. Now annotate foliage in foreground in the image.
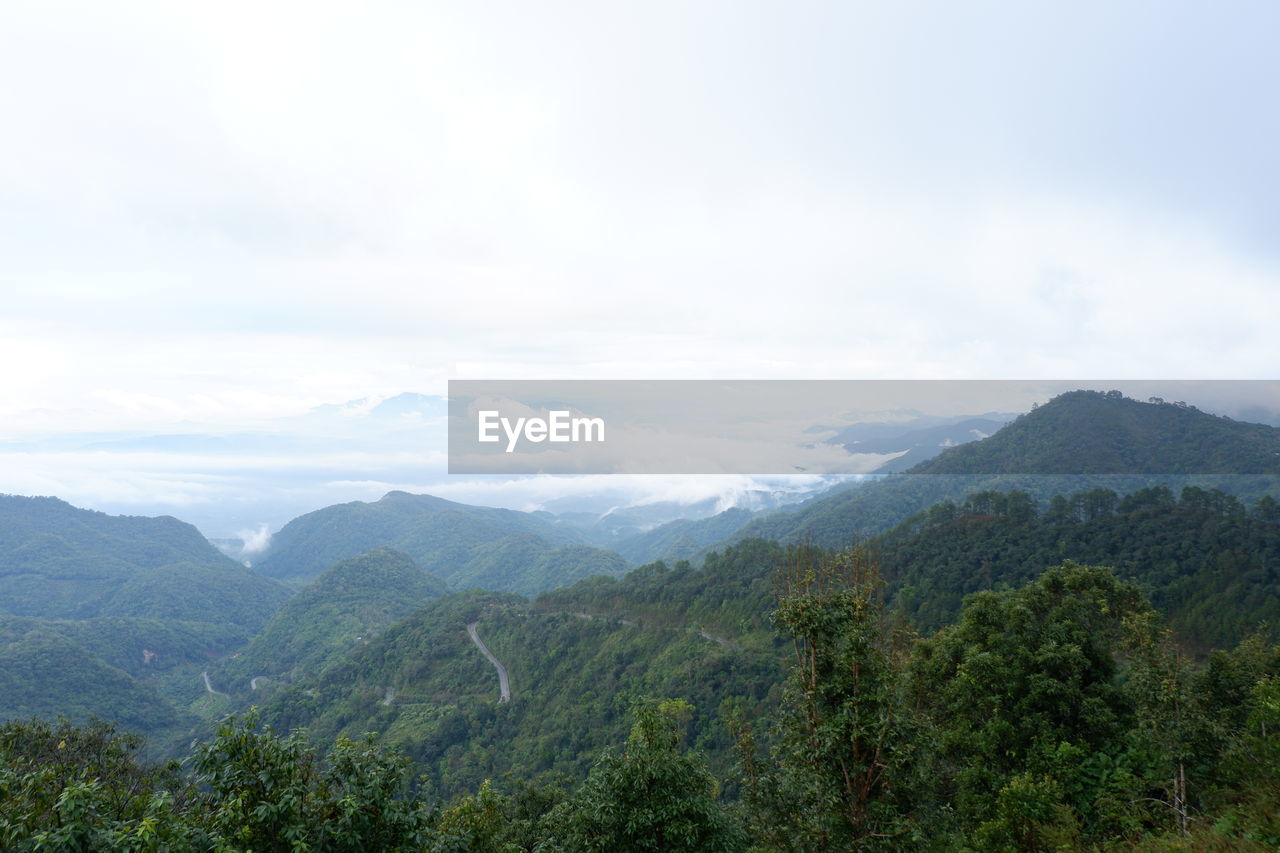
[0,701,742,852]
[3,556,1279,851]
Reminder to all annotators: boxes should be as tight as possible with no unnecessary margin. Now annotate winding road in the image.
[466,621,510,703]
[574,610,736,649]
[202,671,230,698]
[697,629,740,650]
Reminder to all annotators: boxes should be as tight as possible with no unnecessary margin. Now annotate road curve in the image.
[202,671,230,698]
[466,621,510,703]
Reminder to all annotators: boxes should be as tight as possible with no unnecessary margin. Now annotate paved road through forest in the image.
[466,621,510,703]
[202,671,230,698]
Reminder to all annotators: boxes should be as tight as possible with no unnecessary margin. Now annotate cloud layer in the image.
[2,1,1277,527]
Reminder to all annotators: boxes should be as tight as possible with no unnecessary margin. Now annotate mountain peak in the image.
[907,390,1280,475]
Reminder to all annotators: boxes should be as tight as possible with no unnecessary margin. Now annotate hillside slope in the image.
[873,485,1280,649]
[0,495,290,629]
[253,542,791,799]
[0,631,188,731]
[253,491,629,593]
[910,390,1280,475]
[725,392,1280,551]
[215,548,449,688]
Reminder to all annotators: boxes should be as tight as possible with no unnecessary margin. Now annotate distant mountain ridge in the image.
[0,494,290,628]
[720,391,1280,551]
[612,507,757,564]
[253,491,629,594]
[826,414,1014,473]
[909,390,1280,474]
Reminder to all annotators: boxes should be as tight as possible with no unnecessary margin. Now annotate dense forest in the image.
[874,485,1280,649]
[212,548,450,689]
[4,556,1279,850]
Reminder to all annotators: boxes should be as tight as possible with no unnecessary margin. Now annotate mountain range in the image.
[3,388,1280,787]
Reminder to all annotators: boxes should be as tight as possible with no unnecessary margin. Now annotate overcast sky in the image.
[2,1,1277,527]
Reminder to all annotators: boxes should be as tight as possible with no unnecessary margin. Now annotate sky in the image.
[1,1,1277,533]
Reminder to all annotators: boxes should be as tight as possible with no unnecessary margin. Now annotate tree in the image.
[735,548,921,851]
[190,712,428,851]
[1255,495,1280,523]
[1127,619,1213,837]
[907,562,1153,844]
[540,697,746,852]
[0,716,198,851]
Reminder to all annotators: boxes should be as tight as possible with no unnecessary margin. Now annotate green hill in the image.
[873,485,1280,650]
[0,630,187,731]
[910,389,1280,475]
[724,392,1280,551]
[253,542,791,799]
[0,495,291,629]
[0,616,245,678]
[613,507,756,565]
[0,494,231,569]
[214,548,449,689]
[253,490,629,593]
[98,561,292,630]
[456,538,627,595]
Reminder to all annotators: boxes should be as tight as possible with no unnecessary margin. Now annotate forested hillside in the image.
[0,616,245,679]
[250,567,786,801]
[4,392,1280,847]
[252,490,629,593]
[612,506,756,564]
[874,486,1280,649]
[0,631,187,731]
[213,548,449,690]
[0,495,290,627]
[0,496,295,741]
[726,392,1280,551]
[6,556,1279,850]
[910,389,1280,475]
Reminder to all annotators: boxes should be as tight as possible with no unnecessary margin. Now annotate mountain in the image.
[826,415,1013,473]
[252,491,629,593]
[249,479,1280,800]
[214,548,449,688]
[532,484,822,547]
[0,495,291,629]
[909,390,1280,475]
[723,392,1280,551]
[454,538,627,595]
[0,612,243,741]
[0,494,230,573]
[612,507,757,564]
[542,497,738,543]
[725,474,981,550]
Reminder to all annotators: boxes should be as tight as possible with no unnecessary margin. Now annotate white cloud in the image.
[235,524,272,555]
[1,1,1277,527]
